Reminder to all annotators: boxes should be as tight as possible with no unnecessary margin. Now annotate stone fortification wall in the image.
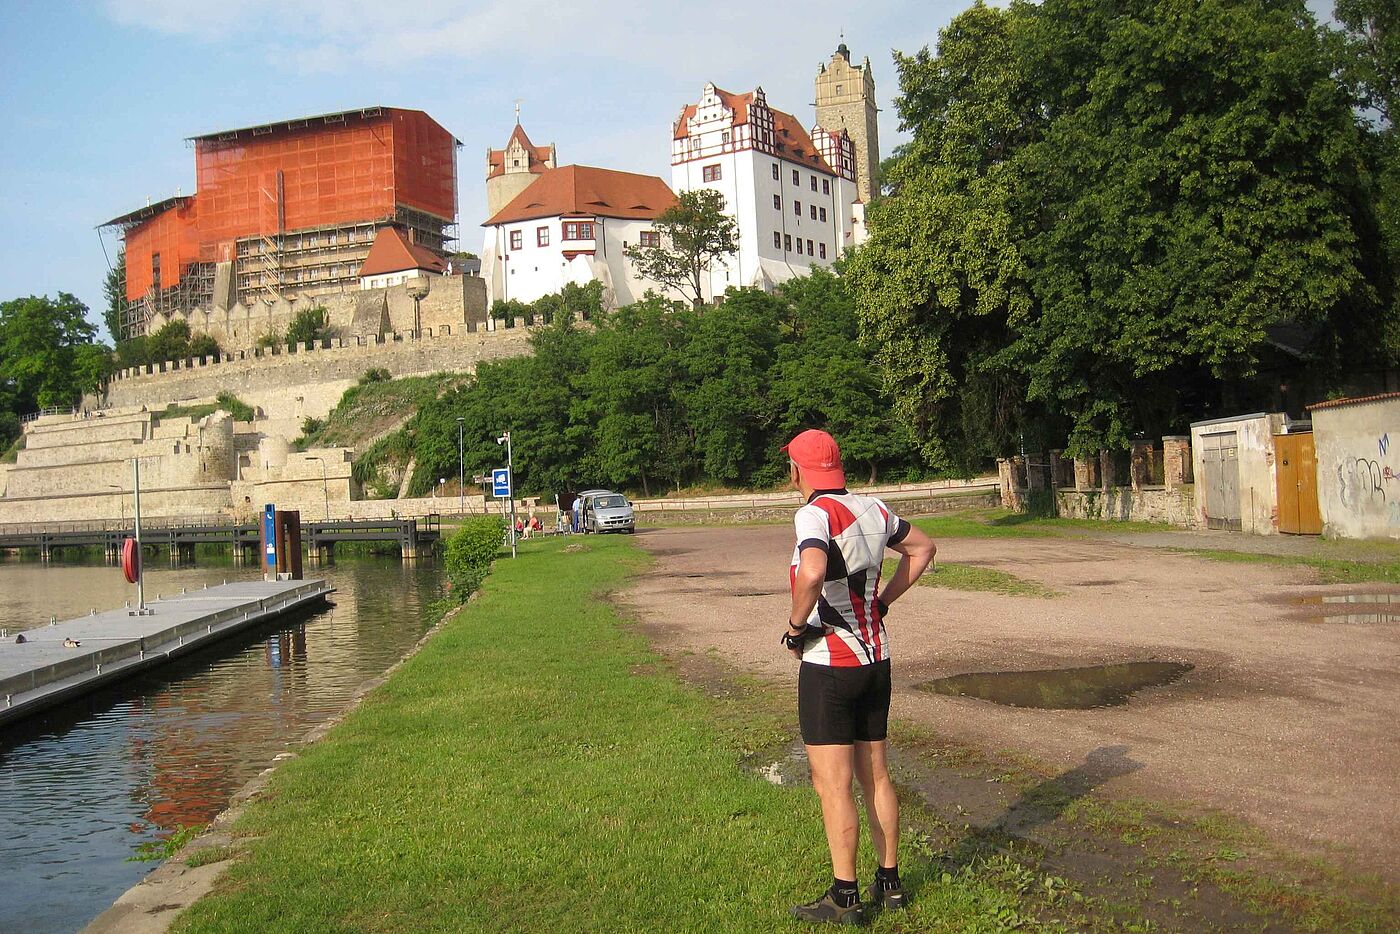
[24,415,150,450]
[144,273,487,353]
[0,486,232,525]
[1054,487,1200,529]
[4,414,234,500]
[106,329,531,422]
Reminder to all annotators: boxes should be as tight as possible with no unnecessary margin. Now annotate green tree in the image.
[286,306,329,346]
[849,0,1393,466]
[102,250,126,342]
[624,189,739,309]
[0,293,108,412]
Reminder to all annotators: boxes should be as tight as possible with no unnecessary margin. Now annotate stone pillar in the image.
[996,458,1024,510]
[1099,450,1116,489]
[1073,456,1095,492]
[1162,436,1192,491]
[1130,440,1154,492]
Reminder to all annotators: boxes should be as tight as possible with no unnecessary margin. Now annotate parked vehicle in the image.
[581,491,636,534]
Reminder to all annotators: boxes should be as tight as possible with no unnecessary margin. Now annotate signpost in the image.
[263,503,277,577]
[495,431,517,558]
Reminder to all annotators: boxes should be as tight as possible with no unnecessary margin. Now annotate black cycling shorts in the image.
[798,659,892,746]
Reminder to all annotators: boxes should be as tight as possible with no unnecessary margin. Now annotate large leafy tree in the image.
[0,293,109,412]
[624,189,739,309]
[849,0,1395,466]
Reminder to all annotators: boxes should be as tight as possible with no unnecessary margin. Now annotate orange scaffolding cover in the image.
[124,109,456,301]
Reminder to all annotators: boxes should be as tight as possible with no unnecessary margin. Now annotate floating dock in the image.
[0,579,333,727]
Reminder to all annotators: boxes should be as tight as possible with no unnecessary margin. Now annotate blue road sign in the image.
[492,468,511,498]
[263,503,277,568]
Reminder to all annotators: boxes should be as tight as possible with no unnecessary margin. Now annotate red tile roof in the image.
[673,85,835,174]
[484,165,677,226]
[1307,391,1400,412]
[488,124,553,179]
[358,226,447,277]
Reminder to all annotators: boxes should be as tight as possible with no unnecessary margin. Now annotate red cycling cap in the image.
[782,429,846,488]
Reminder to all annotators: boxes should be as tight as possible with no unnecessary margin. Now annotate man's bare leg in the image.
[806,743,859,880]
[853,740,899,869]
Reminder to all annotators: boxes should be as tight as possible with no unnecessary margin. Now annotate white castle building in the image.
[481,42,878,308]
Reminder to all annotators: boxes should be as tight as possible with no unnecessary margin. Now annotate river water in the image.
[0,554,444,934]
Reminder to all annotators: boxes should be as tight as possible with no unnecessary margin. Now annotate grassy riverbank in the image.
[175,536,1057,932]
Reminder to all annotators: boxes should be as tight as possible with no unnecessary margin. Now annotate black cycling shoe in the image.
[791,892,868,925]
[866,881,909,912]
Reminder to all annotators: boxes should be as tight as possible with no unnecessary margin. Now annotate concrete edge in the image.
[80,590,475,934]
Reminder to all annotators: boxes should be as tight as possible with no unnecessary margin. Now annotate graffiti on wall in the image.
[1336,437,1400,525]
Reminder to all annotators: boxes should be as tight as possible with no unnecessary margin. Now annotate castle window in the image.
[512,159,520,167]
[819,207,827,222]
[810,205,817,220]
[639,230,660,247]
[792,169,799,185]
[702,164,722,182]
[773,194,781,210]
[819,243,827,259]
[810,176,818,192]
[807,239,814,255]
[796,238,804,255]
[721,131,731,144]
[794,200,801,216]
[509,230,522,250]
[537,227,550,247]
[772,163,780,180]
[823,179,831,195]
[784,234,792,252]
[563,222,594,240]
[773,232,781,249]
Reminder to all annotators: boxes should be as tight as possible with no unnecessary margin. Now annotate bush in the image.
[361,367,391,384]
[215,392,256,421]
[443,515,505,601]
[287,306,329,346]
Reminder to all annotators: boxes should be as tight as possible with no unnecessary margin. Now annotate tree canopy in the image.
[0,293,109,416]
[367,273,924,499]
[624,188,739,308]
[847,0,1398,468]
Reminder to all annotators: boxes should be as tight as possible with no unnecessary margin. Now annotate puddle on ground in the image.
[1291,593,1400,624]
[916,662,1193,710]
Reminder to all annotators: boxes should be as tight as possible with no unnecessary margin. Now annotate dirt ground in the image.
[622,524,1400,883]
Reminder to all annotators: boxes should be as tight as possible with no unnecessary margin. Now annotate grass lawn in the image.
[881,556,1059,598]
[173,536,1057,933]
[1175,548,1400,584]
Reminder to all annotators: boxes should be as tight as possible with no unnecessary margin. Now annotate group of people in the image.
[512,513,544,539]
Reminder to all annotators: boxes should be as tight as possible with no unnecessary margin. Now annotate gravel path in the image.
[622,524,1400,881]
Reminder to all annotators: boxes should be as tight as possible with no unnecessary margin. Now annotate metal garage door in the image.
[1201,431,1241,531]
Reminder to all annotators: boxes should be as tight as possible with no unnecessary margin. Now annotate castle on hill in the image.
[100,43,878,348]
[481,42,880,307]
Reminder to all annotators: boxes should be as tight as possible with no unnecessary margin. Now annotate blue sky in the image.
[0,0,965,341]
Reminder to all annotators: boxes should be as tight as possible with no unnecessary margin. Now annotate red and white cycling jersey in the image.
[790,489,910,667]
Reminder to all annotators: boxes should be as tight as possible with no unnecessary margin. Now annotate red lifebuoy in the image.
[121,537,140,584]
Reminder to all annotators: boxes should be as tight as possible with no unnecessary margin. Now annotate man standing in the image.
[781,429,937,925]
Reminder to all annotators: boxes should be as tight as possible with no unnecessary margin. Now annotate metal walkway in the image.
[0,578,333,727]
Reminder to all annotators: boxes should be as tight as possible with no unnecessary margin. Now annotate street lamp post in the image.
[306,456,329,520]
[457,417,465,515]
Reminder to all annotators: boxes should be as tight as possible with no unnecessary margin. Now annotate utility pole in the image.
[132,457,150,615]
[497,430,517,558]
[457,417,465,515]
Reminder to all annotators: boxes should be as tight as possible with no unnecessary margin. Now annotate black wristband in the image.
[781,626,810,651]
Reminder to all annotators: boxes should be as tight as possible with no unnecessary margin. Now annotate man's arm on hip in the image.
[881,524,936,608]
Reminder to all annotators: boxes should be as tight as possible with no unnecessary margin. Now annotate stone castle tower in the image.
[486,122,556,217]
[814,42,879,203]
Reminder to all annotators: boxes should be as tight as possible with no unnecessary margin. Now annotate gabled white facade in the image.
[671,84,860,300]
[483,214,662,308]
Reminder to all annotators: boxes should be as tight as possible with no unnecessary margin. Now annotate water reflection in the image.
[0,556,442,934]
[917,662,1193,709]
